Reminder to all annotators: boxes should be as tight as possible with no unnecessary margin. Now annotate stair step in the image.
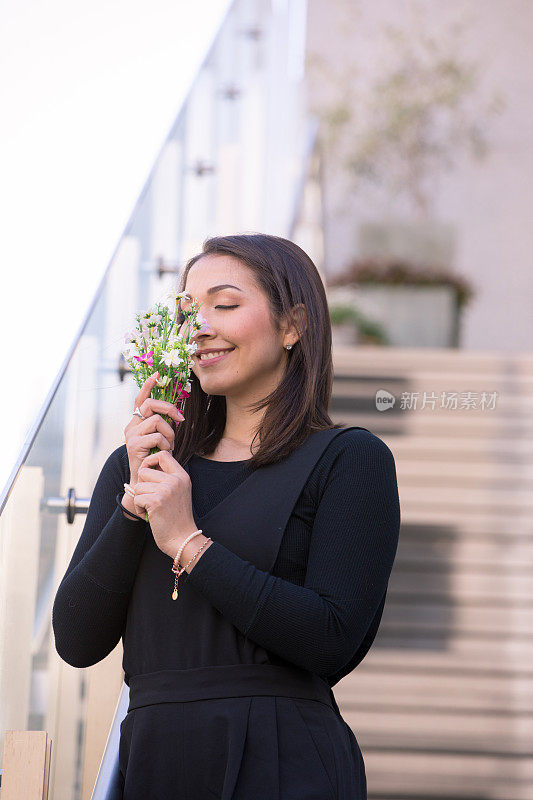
[350,645,533,676]
[333,382,533,406]
[381,434,533,459]
[395,486,533,512]
[397,462,533,485]
[339,708,532,756]
[332,343,533,373]
[396,545,533,568]
[388,572,533,602]
[333,671,533,712]
[362,750,533,800]
[399,507,532,534]
[337,411,533,436]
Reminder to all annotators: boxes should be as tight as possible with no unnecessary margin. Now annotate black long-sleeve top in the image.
[52,428,400,682]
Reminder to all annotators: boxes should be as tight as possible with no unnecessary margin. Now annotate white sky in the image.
[0,0,231,499]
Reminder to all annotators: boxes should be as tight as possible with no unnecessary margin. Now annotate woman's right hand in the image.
[124,372,185,484]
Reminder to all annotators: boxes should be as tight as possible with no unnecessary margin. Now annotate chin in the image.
[200,376,246,397]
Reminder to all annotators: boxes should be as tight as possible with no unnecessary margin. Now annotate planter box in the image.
[356,284,458,347]
[328,284,459,347]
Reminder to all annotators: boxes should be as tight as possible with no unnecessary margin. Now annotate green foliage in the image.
[329,257,475,309]
[328,302,389,344]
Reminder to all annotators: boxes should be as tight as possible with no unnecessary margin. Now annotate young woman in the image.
[53,233,401,799]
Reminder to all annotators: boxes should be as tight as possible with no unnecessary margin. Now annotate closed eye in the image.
[215,305,239,310]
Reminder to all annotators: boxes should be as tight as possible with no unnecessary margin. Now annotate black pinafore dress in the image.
[118,427,368,799]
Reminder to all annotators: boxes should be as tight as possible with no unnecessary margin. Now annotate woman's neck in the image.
[208,435,255,461]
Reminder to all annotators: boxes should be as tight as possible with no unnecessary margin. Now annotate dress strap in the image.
[194,426,368,574]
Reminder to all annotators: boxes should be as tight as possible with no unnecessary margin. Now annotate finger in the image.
[142,399,184,423]
[133,481,162,494]
[131,490,148,509]
[135,414,177,448]
[137,467,170,484]
[135,372,159,410]
[140,450,181,473]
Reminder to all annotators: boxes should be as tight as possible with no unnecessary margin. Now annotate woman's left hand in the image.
[133,450,198,557]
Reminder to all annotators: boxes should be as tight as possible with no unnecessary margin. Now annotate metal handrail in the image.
[91,684,130,800]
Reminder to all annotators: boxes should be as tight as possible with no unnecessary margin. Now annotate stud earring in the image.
[285,344,293,350]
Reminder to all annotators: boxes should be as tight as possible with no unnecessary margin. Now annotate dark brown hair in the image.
[172,233,343,469]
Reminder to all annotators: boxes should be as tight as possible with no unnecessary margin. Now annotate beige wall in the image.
[305,0,533,351]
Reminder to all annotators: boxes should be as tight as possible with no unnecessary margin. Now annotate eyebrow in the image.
[205,284,243,295]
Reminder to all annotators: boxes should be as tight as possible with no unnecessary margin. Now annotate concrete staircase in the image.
[330,345,533,800]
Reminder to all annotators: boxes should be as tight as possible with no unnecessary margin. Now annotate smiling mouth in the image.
[196,348,236,366]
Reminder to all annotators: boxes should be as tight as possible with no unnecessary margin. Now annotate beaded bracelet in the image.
[117,490,212,599]
[116,492,146,523]
[170,531,212,600]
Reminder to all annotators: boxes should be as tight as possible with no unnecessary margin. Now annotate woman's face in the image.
[183,254,289,400]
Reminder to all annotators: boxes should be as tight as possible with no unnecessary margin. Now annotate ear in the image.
[282,303,307,343]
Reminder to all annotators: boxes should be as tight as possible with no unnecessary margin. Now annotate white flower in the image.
[122,342,140,360]
[160,290,177,303]
[161,349,185,368]
[124,328,139,343]
[155,374,171,388]
[159,289,190,308]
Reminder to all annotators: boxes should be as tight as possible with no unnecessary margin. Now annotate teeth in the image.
[199,349,233,360]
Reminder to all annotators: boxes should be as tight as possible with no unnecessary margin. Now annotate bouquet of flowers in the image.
[121,289,207,520]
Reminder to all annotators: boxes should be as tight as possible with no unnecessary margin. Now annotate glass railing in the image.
[0,0,322,797]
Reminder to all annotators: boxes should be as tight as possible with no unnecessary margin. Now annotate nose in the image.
[190,317,216,346]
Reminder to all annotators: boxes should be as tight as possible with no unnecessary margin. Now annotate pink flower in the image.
[134,350,154,367]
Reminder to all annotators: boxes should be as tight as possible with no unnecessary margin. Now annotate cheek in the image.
[232,308,274,344]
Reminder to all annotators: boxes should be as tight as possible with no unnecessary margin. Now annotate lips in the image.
[196,347,235,366]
